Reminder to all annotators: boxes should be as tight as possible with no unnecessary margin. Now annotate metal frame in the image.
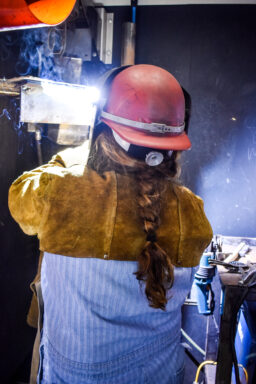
[93,0,256,6]
[96,8,114,64]
[204,235,256,384]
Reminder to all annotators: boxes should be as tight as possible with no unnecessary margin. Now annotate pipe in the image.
[35,127,43,165]
[181,328,206,356]
[0,0,76,31]
[121,22,136,66]
[0,90,20,96]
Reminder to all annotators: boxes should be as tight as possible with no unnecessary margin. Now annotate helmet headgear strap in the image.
[112,130,166,167]
[101,111,185,135]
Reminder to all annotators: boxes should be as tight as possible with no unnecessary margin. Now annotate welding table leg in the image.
[215,286,248,384]
[204,315,219,384]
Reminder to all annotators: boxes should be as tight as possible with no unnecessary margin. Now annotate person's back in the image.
[41,254,194,383]
[8,64,213,384]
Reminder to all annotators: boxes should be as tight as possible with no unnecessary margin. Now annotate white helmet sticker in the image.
[112,130,131,152]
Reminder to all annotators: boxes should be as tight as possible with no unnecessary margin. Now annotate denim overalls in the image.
[38,252,195,384]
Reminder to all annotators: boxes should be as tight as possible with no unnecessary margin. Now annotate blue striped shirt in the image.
[40,252,195,383]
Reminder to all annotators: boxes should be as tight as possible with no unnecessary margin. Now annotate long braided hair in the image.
[88,126,181,310]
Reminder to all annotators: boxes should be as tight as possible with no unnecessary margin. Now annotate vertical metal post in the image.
[204,315,219,383]
[215,286,248,384]
[121,22,136,66]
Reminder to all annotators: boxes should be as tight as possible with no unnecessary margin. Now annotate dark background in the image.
[1,4,256,383]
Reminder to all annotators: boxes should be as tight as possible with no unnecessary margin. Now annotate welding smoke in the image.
[0,109,11,120]
[15,29,42,76]
[14,28,66,81]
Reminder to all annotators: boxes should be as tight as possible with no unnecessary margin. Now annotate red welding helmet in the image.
[101,64,191,151]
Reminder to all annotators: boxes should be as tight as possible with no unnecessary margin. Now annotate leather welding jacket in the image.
[8,144,213,326]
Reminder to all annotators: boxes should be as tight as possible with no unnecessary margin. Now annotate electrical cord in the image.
[193,361,248,384]
[181,328,206,356]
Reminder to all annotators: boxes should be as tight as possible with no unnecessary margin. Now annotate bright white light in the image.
[89,87,101,103]
[231,117,237,121]
[37,82,101,126]
[42,83,100,104]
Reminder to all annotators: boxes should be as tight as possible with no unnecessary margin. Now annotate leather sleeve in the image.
[8,143,89,236]
[8,158,64,236]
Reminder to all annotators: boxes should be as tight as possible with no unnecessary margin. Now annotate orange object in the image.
[0,0,76,30]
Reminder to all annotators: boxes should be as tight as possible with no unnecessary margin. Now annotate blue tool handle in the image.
[194,282,212,315]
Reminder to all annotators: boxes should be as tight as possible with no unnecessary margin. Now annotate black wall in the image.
[1,4,256,383]
[0,34,37,383]
[133,5,256,237]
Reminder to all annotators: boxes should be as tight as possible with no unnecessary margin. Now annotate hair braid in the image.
[134,171,174,310]
[89,126,181,310]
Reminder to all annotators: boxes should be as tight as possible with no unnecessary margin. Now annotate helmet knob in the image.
[145,151,164,166]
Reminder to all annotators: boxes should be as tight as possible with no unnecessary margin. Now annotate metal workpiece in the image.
[1,76,97,146]
[19,78,97,126]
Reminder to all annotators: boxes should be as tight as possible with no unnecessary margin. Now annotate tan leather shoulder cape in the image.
[9,145,213,328]
[9,144,213,268]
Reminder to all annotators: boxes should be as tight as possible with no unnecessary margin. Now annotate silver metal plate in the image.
[20,81,97,126]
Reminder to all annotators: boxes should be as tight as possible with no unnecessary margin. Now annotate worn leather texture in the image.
[9,144,213,265]
[9,144,213,327]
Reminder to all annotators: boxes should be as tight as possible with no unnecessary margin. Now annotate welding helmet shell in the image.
[100,64,191,151]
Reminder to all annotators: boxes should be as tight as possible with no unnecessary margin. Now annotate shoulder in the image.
[172,183,212,235]
[172,184,204,208]
[169,184,213,266]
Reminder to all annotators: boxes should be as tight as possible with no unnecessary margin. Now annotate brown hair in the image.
[88,127,181,310]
